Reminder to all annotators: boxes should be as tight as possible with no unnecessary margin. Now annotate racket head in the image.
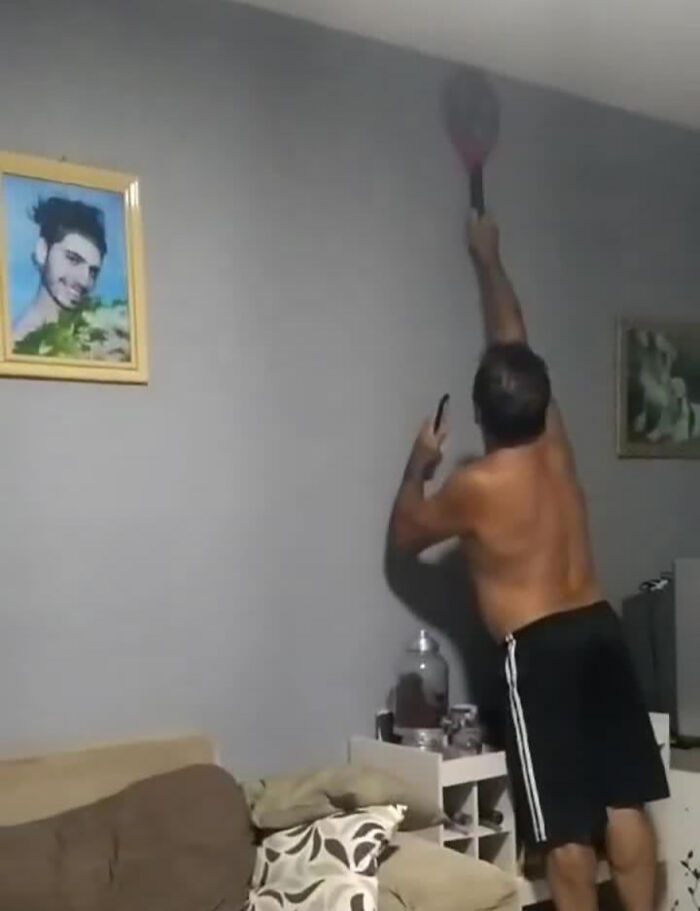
[443,68,500,172]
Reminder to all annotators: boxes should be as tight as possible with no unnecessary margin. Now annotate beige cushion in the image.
[244,764,441,832]
[378,888,406,911]
[378,838,518,911]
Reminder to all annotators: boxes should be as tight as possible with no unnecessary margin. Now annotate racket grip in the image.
[470,167,485,216]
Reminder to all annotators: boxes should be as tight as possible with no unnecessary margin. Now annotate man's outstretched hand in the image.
[467,212,500,269]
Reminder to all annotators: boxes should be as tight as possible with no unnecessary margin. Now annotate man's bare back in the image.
[457,413,601,639]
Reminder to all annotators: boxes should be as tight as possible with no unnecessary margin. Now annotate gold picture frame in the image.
[0,150,148,383]
[617,319,700,458]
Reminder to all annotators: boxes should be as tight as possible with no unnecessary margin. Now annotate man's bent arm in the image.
[390,421,475,554]
[391,468,473,554]
[390,420,471,553]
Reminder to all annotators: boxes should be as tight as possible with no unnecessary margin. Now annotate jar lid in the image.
[409,629,440,654]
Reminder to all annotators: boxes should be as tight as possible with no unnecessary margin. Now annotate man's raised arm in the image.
[468,214,571,447]
[467,214,527,345]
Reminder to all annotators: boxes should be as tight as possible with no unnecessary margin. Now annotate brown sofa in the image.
[0,763,253,911]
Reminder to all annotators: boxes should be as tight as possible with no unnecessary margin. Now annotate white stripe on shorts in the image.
[505,634,547,842]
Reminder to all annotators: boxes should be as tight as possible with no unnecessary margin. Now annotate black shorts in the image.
[502,601,669,849]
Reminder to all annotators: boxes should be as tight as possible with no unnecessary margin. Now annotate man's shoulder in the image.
[452,447,542,496]
[449,455,497,494]
[454,449,512,477]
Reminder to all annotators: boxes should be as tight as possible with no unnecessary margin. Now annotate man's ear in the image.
[33,237,48,268]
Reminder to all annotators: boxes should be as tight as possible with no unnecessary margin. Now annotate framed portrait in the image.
[0,151,148,383]
[617,319,700,458]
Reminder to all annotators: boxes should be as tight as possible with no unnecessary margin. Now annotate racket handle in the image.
[470,167,485,216]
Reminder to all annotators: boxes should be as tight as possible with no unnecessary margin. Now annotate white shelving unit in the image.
[348,737,515,874]
[349,712,670,910]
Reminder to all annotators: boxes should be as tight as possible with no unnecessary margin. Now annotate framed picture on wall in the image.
[617,319,700,458]
[0,151,148,383]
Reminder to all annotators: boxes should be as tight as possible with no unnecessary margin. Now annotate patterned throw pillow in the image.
[245,804,405,911]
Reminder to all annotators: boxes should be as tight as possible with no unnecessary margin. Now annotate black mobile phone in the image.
[433,394,450,433]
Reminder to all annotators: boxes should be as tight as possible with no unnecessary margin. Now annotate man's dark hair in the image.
[31,196,107,258]
[472,342,551,446]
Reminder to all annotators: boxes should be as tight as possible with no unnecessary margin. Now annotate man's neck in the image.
[483,434,543,456]
[13,288,60,337]
[31,287,61,319]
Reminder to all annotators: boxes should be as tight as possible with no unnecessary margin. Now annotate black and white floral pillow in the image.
[245,804,405,911]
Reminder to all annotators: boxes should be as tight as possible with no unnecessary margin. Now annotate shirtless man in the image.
[389,215,669,911]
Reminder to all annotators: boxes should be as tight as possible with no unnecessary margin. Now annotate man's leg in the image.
[546,842,598,911]
[605,807,657,911]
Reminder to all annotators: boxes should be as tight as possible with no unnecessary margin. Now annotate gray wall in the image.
[0,0,698,774]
